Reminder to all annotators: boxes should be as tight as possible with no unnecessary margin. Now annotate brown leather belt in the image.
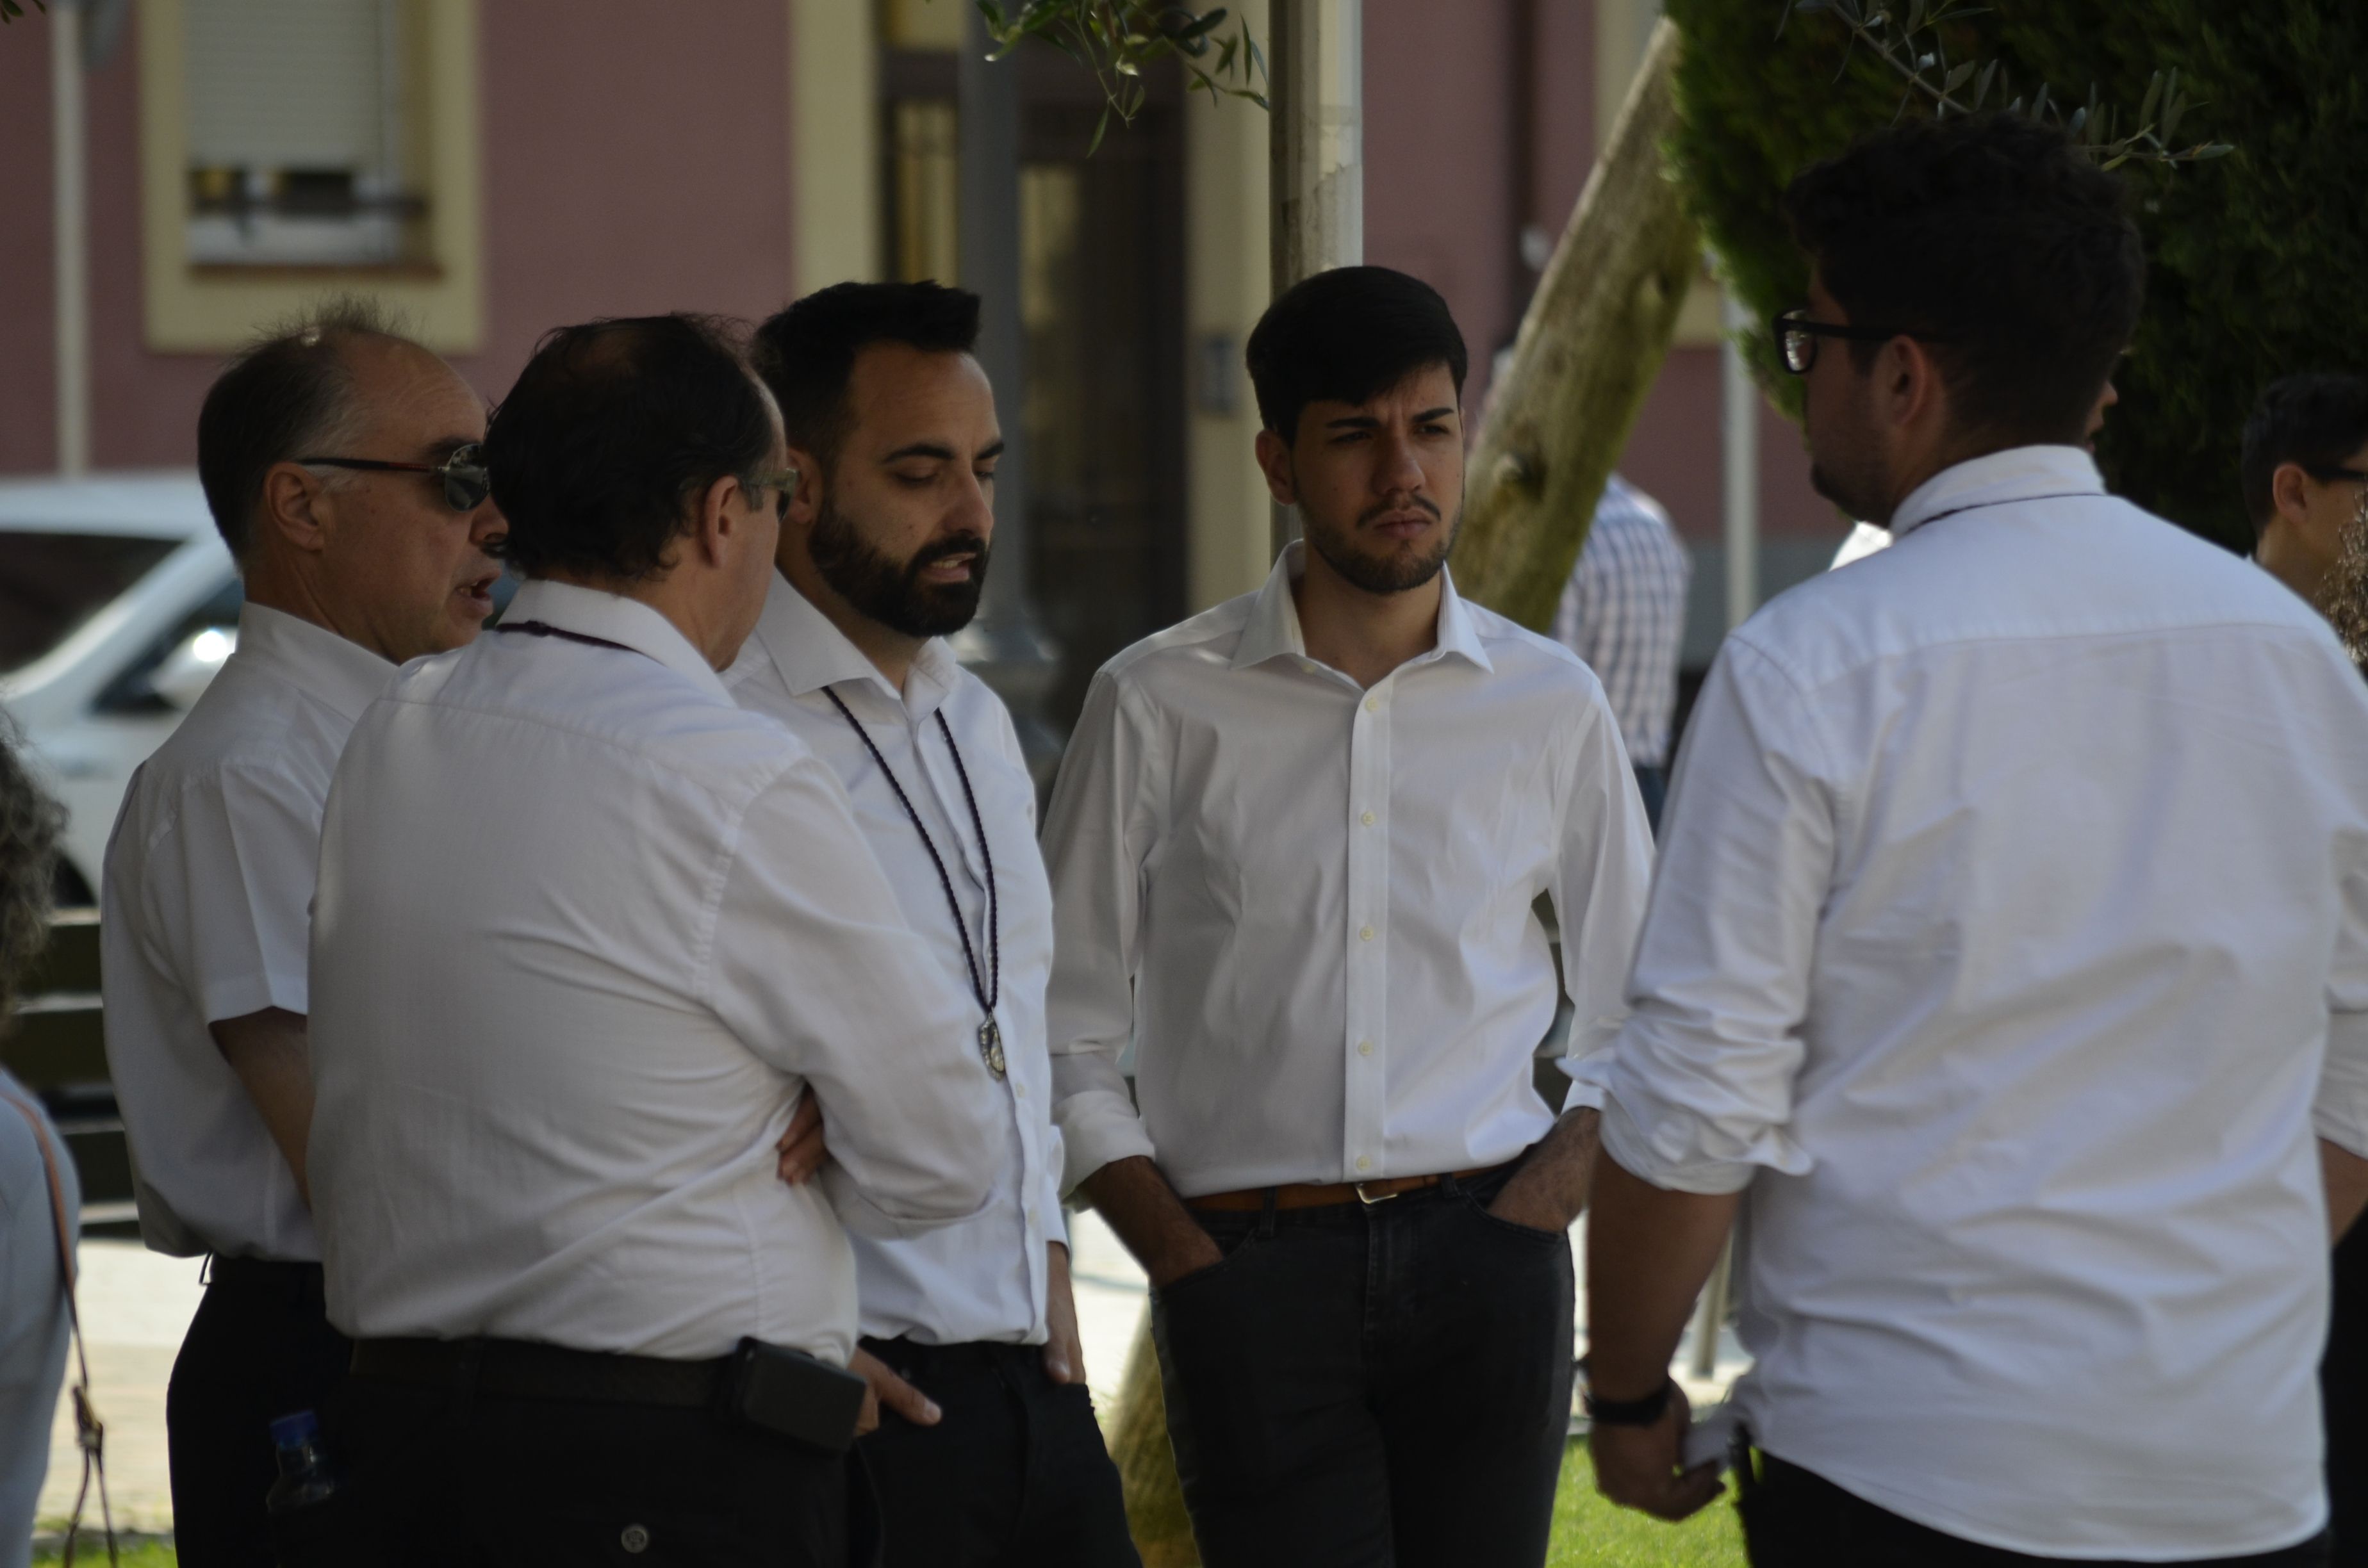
[1185,1163,1510,1213]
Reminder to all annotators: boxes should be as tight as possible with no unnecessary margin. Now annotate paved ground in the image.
[40,1211,1748,1537]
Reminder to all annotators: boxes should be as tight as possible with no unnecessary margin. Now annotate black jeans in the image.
[165,1257,350,1567]
[2325,1225,2368,1564]
[1633,763,1668,837]
[857,1337,1139,1568]
[1150,1165,1574,1568]
[1739,1451,2331,1567]
[313,1366,875,1566]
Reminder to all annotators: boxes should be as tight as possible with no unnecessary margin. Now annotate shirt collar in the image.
[1887,445,2107,541]
[1229,540,1494,674]
[233,601,395,723]
[499,578,732,704]
[745,570,959,721]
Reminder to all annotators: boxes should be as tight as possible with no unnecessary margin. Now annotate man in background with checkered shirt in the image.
[1551,475,1691,831]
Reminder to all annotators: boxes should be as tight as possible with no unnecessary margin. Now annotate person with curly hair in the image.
[0,724,79,1568]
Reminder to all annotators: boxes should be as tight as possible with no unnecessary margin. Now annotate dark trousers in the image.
[166,1257,350,1567]
[1150,1165,1574,1568]
[316,1367,872,1566]
[1633,762,1668,836]
[1739,1450,2331,1567]
[2326,1225,2368,1564]
[857,1337,1139,1568]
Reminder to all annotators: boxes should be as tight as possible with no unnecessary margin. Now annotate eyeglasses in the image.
[299,443,491,512]
[746,468,799,521]
[1773,308,1956,376]
[2305,464,2368,485]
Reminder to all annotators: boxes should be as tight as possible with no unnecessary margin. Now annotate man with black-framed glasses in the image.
[99,298,504,1566]
[2244,373,2368,623]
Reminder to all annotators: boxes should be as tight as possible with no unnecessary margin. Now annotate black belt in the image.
[350,1335,727,1409]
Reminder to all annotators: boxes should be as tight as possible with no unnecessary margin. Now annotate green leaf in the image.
[1943,60,1975,94]
[1975,58,2000,108]
[2139,70,2164,128]
[1089,103,1111,155]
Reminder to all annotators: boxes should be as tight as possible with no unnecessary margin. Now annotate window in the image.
[183,1,425,268]
[0,535,179,677]
[138,0,483,353]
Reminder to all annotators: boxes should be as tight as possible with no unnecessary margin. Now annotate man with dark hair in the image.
[2244,373,2368,618]
[303,314,1003,1564]
[1584,115,2368,1565]
[98,298,502,1565]
[1043,264,1656,1565]
[737,281,1137,1567]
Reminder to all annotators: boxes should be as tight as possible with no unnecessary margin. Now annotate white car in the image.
[0,472,238,906]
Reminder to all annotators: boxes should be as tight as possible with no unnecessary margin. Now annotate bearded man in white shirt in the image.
[734,281,1137,1568]
[1043,265,1656,1567]
[1584,116,2368,1566]
[305,314,1005,1565]
[98,300,504,1567]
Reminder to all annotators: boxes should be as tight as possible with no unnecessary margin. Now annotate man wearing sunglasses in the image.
[1584,117,2368,1564]
[99,298,504,1565]
[2244,373,2368,623]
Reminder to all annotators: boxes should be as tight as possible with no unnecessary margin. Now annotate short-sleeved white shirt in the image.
[101,601,391,1260]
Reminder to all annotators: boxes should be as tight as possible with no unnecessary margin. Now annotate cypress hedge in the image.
[1665,0,2368,551]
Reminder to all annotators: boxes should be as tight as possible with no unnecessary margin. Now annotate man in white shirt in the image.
[98,300,504,1565]
[306,314,1005,1564]
[736,281,1135,1567]
[1044,265,1656,1567]
[1584,116,2368,1565]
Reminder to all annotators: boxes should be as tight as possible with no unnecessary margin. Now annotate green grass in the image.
[31,1444,1743,1567]
[1550,1440,1749,1568]
[31,1540,178,1567]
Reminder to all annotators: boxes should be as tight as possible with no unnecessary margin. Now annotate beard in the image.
[1302,494,1460,595]
[2326,488,2368,663]
[808,495,991,639]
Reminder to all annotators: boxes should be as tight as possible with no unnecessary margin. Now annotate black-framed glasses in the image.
[1773,308,1955,375]
[299,442,491,512]
[2305,464,2368,485]
[746,468,799,521]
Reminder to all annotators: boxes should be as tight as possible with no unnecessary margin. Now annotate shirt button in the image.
[1356,1156,1372,1172]
[1360,925,1374,942]
[1364,695,1380,713]
[1357,1040,1373,1058]
[1360,810,1376,826]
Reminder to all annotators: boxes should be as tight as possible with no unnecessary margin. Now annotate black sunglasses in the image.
[2305,464,2368,484]
[1773,308,1955,376]
[300,442,492,512]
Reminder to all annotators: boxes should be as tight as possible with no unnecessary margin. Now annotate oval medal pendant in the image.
[979,1017,1007,1079]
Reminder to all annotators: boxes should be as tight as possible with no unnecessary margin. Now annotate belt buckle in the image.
[1354,1180,1398,1205]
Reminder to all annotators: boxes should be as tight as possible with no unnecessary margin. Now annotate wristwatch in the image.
[1583,1376,1675,1427]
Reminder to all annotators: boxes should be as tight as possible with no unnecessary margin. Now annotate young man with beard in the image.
[99,300,506,1565]
[1583,117,2368,1564]
[735,282,1138,1568]
[1042,265,1656,1567]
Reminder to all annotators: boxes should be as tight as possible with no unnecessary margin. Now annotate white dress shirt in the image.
[0,1071,76,1568]
[307,580,1005,1364]
[101,601,392,1260]
[726,574,1064,1347]
[1044,543,1656,1198]
[1585,446,2368,1558]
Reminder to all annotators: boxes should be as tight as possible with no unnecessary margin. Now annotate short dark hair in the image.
[1782,115,2145,446]
[750,281,981,473]
[0,719,63,1020]
[196,297,402,560]
[1246,266,1469,441]
[2240,373,2368,535]
[485,315,775,584]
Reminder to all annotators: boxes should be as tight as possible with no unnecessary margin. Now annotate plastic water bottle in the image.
[265,1410,347,1563]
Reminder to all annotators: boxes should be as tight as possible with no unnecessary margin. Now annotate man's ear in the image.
[257,461,334,556]
[782,445,824,532]
[1880,336,1947,434]
[1254,428,1298,506]
[2271,462,2316,529]
[691,471,750,568]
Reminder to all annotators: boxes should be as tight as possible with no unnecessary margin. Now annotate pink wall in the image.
[0,1,791,475]
[1360,0,1835,548]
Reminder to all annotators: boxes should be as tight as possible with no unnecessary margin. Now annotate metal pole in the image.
[1720,288,1759,630]
[1267,0,1362,559]
[53,0,90,477]
[955,9,1060,780]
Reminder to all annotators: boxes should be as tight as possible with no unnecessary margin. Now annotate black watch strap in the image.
[1584,1376,1675,1428]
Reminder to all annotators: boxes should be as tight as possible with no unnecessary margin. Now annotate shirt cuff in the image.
[1052,1087,1158,1196]
[2317,1013,2368,1159]
[1597,1090,1798,1198]
[198,969,308,1026]
[1040,1166,1071,1249]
